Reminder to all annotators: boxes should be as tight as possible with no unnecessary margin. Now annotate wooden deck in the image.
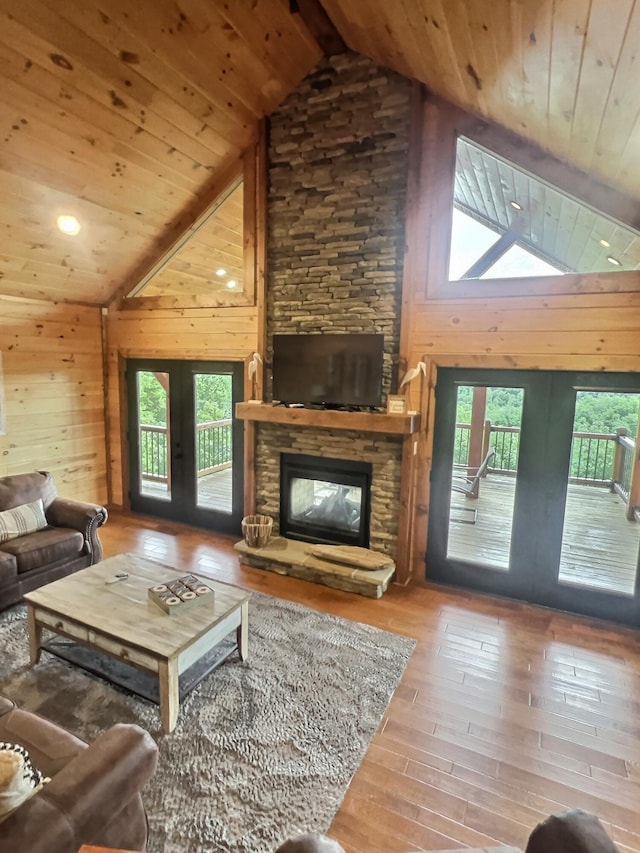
[449,475,640,594]
[140,468,233,512]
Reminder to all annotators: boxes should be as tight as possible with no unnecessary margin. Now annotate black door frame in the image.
[427,367,640,626]
[126,358,244,535]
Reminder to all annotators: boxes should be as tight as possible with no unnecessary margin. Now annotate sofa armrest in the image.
[46,498,108,562]
[0,723,158,853]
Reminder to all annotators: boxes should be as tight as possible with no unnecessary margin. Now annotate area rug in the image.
[0,593,415,853]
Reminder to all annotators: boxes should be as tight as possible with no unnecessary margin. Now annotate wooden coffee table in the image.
[23,553,251,733]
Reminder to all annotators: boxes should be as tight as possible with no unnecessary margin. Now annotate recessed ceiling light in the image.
[606,256,621,266]
[226,280,237,289]
[56,214,81,236]
[509,201,523,210]
[600,238,611,248]
[216,268,226,277]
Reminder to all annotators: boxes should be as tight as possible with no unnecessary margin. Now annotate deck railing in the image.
[454,422,633,490]
[195,419,233,475]
[140,419,232,482]
[615,432,635,502]
[139,424,167,482]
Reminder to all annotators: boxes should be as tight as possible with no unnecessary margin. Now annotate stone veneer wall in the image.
[255,51,412,556]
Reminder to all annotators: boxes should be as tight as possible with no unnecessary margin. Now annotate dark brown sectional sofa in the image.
[0,471,108,611]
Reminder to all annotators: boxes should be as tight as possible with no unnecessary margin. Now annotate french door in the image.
[427,368,640,626]
[126,359,244,534]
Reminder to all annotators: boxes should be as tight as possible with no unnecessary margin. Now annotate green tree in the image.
[138,372,167,426]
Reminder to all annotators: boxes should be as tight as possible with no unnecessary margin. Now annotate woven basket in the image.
[241,514,273,548]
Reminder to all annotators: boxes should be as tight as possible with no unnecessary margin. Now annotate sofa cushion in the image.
[0,552,17,588]
[0,528,84,574]
[0,500,48,544]
[0,742,48,823]
[0,472,58,513]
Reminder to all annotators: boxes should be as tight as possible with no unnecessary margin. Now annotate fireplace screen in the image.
[280,453,372,547]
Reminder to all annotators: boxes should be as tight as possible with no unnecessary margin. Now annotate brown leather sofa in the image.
[0,471,108,611]
[0,695,158,853]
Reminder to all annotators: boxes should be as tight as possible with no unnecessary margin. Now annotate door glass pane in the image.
[447,385,524,570]
[136,371,170,501]
[194,373,233,512]
[558,392,640,594]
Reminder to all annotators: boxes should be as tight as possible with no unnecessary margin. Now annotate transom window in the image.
[448,137,640,281]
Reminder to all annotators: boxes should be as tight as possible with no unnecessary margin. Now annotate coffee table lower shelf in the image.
[42,635,240,706]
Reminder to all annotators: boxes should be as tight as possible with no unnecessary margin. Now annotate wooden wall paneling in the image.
[413,297,640,334]
[421,97,459,299]
[243,143,258,314]
[394,82,431,584]
[398,82,429,392]
[411,357,438,582]
[99,307,113,509]
[418,328,640,358]
[0,297,107,502]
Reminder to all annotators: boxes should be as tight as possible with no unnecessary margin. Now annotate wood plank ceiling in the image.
[3,0,640,304]
[0,0,321,305]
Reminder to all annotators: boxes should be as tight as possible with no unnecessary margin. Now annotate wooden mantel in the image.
[235,403,421,434]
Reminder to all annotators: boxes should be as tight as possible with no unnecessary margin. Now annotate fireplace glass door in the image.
[280,453,372,547]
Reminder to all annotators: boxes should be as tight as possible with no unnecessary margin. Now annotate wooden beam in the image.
[626,420,640,520]
[289,0,346,55]
[460,230,517,280]
[241,122,268,518]
[468,387,487,485]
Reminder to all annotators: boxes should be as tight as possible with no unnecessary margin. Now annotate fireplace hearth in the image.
[280,453,372,548]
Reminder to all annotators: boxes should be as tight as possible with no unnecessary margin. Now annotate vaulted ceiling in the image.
[2,0,640,305]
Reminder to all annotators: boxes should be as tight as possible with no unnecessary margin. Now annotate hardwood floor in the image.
[101,511,640,853]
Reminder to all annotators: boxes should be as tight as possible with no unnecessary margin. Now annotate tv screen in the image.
[273,333,384,408]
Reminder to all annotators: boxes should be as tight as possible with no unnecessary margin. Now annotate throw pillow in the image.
[0,499,48,544]
[0,742,48,823]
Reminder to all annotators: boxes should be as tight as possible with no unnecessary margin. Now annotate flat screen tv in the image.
[273,333,384,409]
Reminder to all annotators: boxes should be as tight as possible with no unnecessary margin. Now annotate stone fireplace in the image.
[251,51,413,566]
[280,452,372,547]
